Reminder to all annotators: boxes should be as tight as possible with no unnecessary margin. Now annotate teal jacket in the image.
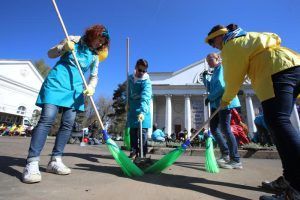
[203,65,240,109]
[36,37,99,111]
[151,129,165,140]
[126,73,152,128]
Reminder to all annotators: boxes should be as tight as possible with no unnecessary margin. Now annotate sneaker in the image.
[22,161,41,183]
[259,186,300,200]
[261,176,289,192]
[46,157,71,175]
[221,160,243,169]
[217,155,230,165]
[128,151,137,159]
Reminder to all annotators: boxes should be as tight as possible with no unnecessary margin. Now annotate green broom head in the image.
[205,131,219,173]
[123,127,131,151]
[102,130,144,177]
[144,140,190,174]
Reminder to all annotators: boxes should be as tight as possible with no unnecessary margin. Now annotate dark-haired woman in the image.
[22,24,110,184]
[205,24,300,199]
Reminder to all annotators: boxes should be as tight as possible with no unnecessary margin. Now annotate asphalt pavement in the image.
[0,137,282,200]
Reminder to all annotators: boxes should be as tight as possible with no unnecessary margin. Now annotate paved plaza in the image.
[0,137,282,200]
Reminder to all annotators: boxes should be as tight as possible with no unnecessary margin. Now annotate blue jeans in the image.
[130,128,148,157]
[262,66,300,191]
[210,108,240,162]
[27,104,76,162]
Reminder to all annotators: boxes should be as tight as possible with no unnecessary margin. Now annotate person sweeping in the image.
[127,59,152,163]
[205,23,300,200]
[22,24,110,183]
[203,53,242,169]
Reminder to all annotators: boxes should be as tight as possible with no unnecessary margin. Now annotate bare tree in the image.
[33,59,50,78]
[85,96,114,129]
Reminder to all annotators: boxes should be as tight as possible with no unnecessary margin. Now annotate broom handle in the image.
[139,120,144,158]
[126,37,129,108]
[189,106,221,142]
[204,60,211,126]
[51,0,105,130]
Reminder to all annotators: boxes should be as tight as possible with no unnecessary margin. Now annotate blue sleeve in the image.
[203,74,211,89]
[207,67,225,101]
[140,79,152,114]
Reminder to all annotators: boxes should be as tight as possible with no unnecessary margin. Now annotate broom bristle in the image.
[144,147,185,173]
[144,140,190,173]
[124,127,131,151]
[205,137,219,173]
[106,138,144,177]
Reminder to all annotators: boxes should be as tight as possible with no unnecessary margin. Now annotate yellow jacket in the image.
[221,32,300,103]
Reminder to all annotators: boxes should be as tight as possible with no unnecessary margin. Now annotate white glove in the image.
[83,87,95,96]
[63,40,75,52]
[137,113,144,122]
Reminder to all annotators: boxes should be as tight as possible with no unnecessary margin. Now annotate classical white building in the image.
[0,60,44,125]
[149,59,300,138]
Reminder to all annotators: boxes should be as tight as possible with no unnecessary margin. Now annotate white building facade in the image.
[0,60,44,125]
[149,59,300,138]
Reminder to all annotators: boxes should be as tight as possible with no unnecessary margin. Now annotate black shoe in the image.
[261,176,289,192]
[260,186,300,200]
[128,152,136,159]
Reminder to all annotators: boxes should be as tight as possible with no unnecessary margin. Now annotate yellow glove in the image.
[63,40,75,52]
[220,100,230,108]
[83,87,95,96]
[98,47,108,62]
[137,113,144,122]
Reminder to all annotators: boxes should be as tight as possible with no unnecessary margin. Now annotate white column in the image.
[148,97,154,138]
[291,105,300,132]
[245,94,256,138]
[165,94,172,137]
[184,95,192,138]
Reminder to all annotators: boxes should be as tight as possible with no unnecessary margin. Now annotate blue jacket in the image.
[36,38,99,111]
[203,65,240,109]
[254,115,268,130]
[126,73,152,128]
[151,129,165,140]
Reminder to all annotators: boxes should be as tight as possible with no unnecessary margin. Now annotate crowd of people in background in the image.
[0,122,33,137]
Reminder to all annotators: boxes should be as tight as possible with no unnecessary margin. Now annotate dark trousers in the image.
[130,128,148,157]
[262,66,300,190]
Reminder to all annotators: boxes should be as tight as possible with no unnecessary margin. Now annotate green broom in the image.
[202,64,219,173]
[123,38,131,151]
[204,130,219,173]
[144,140,190,173]
[51,0,142,177]
[103,130,144,177]
[123,127,131,151]
[144,107,221,174]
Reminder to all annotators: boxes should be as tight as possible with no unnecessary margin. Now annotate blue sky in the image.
[1,0,300,98]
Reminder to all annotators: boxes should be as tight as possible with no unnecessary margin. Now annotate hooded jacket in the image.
[126,73,152,128]
[221,32,300,103]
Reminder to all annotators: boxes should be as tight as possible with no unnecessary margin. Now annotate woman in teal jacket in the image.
[203,53,242,169]
[127,59,152,158]
[205,23,300,200]
[22,24,110,184]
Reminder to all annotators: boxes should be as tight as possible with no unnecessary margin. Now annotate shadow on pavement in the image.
[170,161,207,172]
[136,173,263,200]
[0,152,266,199]
[64,152,114,163]
[64,153,265,200]
[0,156,25,180]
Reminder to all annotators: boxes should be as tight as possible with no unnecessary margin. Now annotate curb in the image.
[147,147,280,159]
